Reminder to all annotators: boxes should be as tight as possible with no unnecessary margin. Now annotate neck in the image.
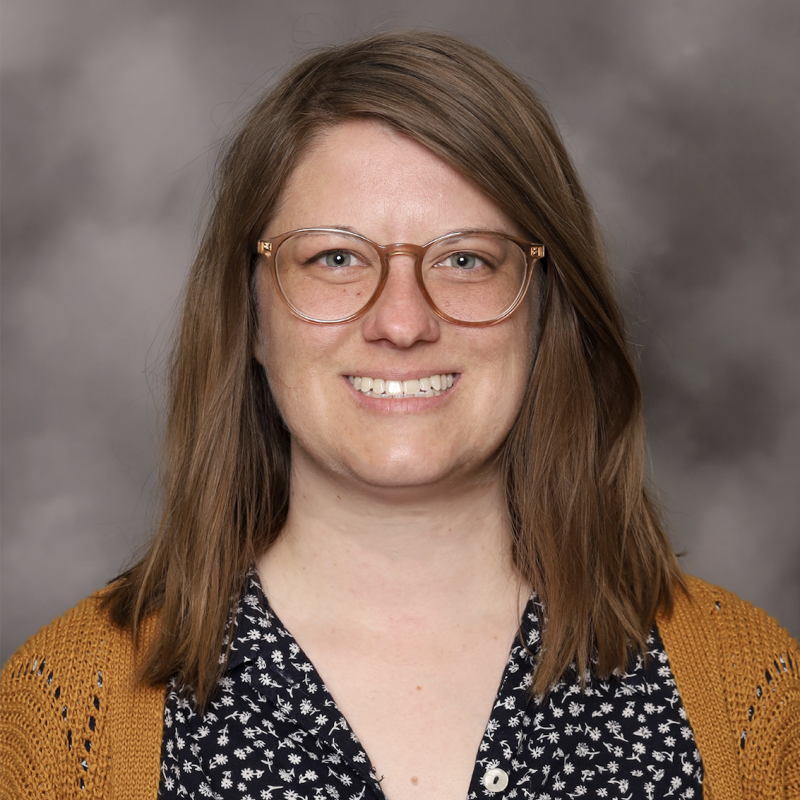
[256,444,526,631]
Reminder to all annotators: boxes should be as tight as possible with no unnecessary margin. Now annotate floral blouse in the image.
[158,573,703,799]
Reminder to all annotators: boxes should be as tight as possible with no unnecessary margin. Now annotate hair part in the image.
[104,30,681,706]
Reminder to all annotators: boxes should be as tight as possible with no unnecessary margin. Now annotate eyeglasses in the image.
[255,228,545,327]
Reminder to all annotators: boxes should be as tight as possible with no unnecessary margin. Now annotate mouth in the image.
[347,372,456,398]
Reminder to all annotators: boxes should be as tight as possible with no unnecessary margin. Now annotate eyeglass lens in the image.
[274,231,528,323]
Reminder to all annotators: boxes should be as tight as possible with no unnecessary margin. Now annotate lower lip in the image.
[343,375,459,411]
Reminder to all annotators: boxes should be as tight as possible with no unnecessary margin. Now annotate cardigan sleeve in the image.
[0,594,164,800]
[659,575,800,800]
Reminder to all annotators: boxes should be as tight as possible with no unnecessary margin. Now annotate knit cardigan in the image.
[2,576,798,799]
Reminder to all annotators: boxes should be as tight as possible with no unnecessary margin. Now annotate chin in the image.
[339,445,478,491]
[352,466,450,490]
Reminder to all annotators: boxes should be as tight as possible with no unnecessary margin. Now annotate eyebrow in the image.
[318,224,514,241]
[324,225,361,235]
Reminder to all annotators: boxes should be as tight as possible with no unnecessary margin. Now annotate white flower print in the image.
[299,699,314,715]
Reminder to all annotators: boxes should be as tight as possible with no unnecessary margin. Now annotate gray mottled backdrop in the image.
[2,0,799,662]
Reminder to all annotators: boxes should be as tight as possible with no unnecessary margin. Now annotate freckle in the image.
[411,776,419,785]
[416,685,422,691]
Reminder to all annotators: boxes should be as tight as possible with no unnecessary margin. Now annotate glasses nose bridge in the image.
[379,241,426,265]
[370,241,433,313]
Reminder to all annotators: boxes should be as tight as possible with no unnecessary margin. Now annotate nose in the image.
[360,252,440,347]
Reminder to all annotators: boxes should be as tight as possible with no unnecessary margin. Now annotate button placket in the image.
[467,596,542,798]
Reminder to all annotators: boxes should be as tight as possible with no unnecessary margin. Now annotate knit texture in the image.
[659,576,800,800]
[0,593,163,799]
[1,575,798,799]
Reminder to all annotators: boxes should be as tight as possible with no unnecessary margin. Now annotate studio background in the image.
[2,0,799,662]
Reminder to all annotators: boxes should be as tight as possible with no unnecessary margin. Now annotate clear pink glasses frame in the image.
[255,227,546,327]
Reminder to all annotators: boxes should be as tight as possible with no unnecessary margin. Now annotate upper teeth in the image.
[348,373,455,397]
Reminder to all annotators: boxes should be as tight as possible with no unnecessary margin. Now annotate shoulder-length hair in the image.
[105,30,681,706]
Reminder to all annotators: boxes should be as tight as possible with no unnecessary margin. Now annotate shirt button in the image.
[482,767,509,793]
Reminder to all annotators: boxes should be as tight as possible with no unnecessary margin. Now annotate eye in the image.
[441,252,486,270]
[321,250,353,268]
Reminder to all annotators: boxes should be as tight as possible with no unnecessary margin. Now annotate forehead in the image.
[265,119,523,242]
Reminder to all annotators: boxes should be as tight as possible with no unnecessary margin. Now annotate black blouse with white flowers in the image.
[158,573,703,799]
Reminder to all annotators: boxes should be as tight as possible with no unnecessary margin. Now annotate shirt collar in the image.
[223,570,278,673]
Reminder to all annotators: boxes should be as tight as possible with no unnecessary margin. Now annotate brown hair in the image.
[105,30,681,705]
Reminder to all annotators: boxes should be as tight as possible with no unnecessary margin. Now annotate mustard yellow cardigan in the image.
[2,576,799,799]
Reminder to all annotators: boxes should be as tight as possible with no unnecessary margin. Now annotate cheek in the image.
[254,314,317,446]
[252,268,274,369]
[481,297,539,428]
[494,294,539,378]
[514,282,541,384]
[254,268,307,372]
[253,273,300,404]
[253,273,345,409]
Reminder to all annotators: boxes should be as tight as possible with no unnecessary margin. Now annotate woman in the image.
[2,31,798,800]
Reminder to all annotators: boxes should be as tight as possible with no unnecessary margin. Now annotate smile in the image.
[347,373,456,398]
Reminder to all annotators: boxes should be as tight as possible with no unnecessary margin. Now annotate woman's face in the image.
[254,120,538,491]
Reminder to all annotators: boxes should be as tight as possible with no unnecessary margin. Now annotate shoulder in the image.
[1,591,164,799]
[657,574,800,800]
[664,575,800,681]
[2,590,136,702]
[4,589,120,665]
[666,574,799,654]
